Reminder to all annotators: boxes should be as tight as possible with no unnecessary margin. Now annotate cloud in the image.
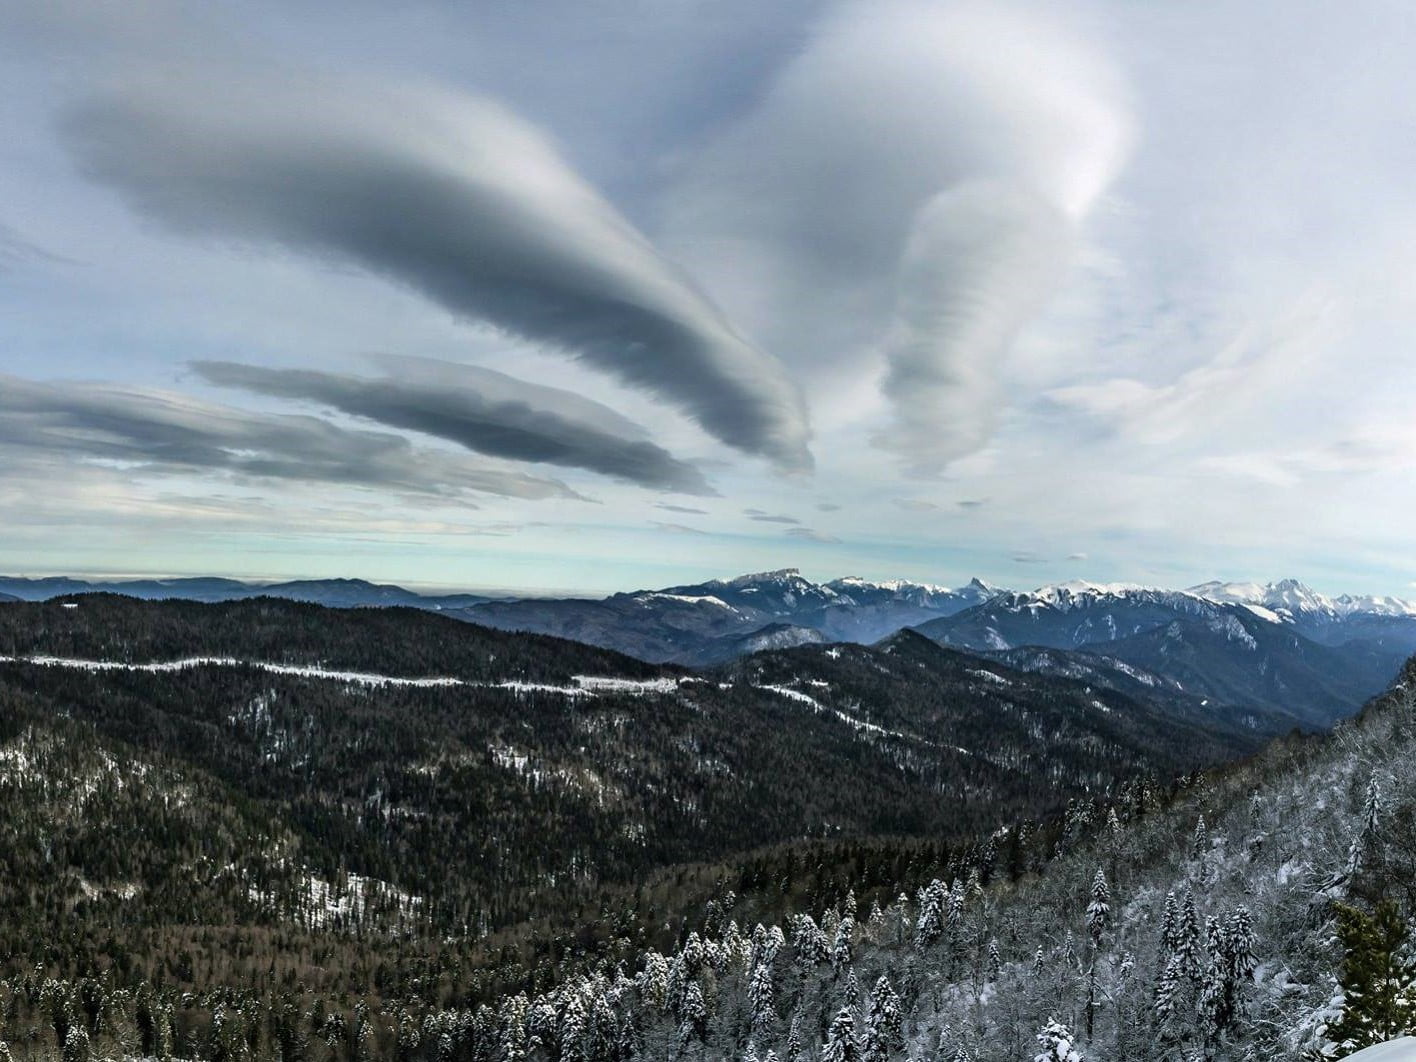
[0,374,579,500]
[957,498,987,509]
[786,527,841,544]
[666,0,1129,470]
[59,58,812,469]
[651,521,710,536]
[194,358,714,494]
[744,508,800,524]
[893,498,939,512]
[816,501,842,512]
[0,221,66,270]
[1067,552,1088,561]
[874,180,1072,472]
[656,502,710,515]
[1012,551,1047,564]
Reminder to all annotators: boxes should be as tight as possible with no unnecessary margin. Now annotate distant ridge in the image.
[0,575,487,611]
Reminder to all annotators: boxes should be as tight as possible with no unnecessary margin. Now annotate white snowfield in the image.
[1339,1039,1416,1062]
[0,655,684,697]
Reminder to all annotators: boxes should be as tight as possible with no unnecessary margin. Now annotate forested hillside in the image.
[0,597,1406,1060]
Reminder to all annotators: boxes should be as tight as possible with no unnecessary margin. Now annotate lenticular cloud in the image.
[667,0,1131,472]
[60,62,811,471]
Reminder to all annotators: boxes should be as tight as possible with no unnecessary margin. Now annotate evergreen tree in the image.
[822,1007,858,1062]
[1033,1019,1083,1062]
[1348,774,1383,875]
[1159,891,1180,956]
[863,975,903,1062]
[1324,900,1416,1055]
[1087,870,1110,946]
[785,1014,803,1061]
[678,982,708,1052]
[1154,953,1183,1023]
[833,918,856,974]
[62,1025,90,1062]
[1190,817,1208,861]
[748,962,775,1039]
[915,881,946,948]
[1176,891,1203,985]
[1200,907,1259,1044]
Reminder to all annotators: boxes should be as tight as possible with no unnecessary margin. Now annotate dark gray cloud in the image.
[194,359,714,495]
[655,502,710,515]
[744,508,800,525]
[956,498,987,509]
[0,374,578,500]
[816,501,842,512]
[58,60,812,470]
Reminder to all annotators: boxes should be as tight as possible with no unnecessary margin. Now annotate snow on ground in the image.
[1338,1039,1416,1062]
[573,675,681,694]
[966,668,1010,685]
[0,654,462,687]
[756,683,942,748]
[249,870,422,931]
[0,655,686,698]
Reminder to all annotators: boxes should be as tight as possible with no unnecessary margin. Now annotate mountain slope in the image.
[456,569,1002,663]
[0,597,1256,948]
[482,661,1416,1062]
[1,595,1404,1060]
[1087,612,1404,727]
[917,585,1406,728]
[1191,577,1416,650]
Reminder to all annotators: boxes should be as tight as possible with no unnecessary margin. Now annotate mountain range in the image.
[6,569,1414,732]
[0,574,488,610]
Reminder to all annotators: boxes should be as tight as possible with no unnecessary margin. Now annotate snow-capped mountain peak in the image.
[1187,578,1416,619]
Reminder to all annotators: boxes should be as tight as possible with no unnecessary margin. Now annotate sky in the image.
[3,0,1416,597]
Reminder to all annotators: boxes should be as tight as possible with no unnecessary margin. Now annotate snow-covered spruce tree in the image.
[61,1024,90,1062]
[1191,816,1208,860]
[748,961,776,1041]
[862,975,903,1062]
[1347,774,1383,876]
[1084,869,1110,1040]
[678,981,709,1056]
[1322,900,1416,1055]
[1199,905,1258,1049]
[1033,1018,1083,1062]
[833,918,856,975]
[785,1013,803,1061]
[916,881,946,948]
[821,1006,858,1062]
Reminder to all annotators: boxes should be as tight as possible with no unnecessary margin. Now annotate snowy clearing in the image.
[0,655,685,698]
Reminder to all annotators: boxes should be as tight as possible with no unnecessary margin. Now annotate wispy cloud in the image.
[744,508,800,525]
[656,502,710,515]
[787,527,841,544]
[651,521,710,536]
[0,374,579,500]
[61,57,811,469]
[194,358,714,494]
